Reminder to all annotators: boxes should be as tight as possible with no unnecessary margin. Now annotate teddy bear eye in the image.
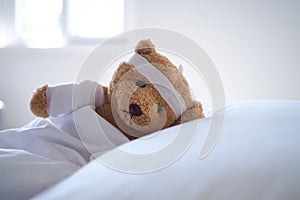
[136,81,146,88]
[157,103,163,113]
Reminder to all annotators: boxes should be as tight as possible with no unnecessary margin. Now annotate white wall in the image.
[0,47,95,129]
[0,0,299,129]
[125,0,300,101]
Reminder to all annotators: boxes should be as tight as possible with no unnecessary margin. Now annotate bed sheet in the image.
[31,101,300,200]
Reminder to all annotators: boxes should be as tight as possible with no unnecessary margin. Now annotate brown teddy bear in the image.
[30,39,204,140]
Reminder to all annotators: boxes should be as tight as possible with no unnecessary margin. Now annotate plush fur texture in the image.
[30,84,49,118]
[30,39,204,139]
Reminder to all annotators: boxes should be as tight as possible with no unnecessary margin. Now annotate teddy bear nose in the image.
[129,104,142,117]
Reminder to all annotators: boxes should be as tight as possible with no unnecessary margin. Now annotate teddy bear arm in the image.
[30,80,105,118]
[174,101,205,125]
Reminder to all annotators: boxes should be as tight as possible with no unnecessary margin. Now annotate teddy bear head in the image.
[107,39,196,138]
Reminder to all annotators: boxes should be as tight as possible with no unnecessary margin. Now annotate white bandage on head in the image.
[128,53,187,119]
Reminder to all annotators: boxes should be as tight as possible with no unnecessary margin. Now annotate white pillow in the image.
[34,101,300,200]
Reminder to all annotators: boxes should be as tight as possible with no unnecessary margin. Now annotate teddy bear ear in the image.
[135,39,156,54]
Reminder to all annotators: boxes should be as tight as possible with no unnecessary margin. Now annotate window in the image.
[15,0,64,47]
[68,0,124,38]
[0,0,124,48]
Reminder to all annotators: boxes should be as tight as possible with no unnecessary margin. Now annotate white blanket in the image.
[0,106,129,200]
[1,101,300,200]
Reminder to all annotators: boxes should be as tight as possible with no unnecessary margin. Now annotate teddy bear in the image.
[30,39,204,140]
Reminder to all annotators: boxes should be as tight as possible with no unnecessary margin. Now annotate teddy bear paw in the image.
[30,85,49,118]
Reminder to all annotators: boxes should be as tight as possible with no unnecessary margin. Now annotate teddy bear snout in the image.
[129,103,142,117]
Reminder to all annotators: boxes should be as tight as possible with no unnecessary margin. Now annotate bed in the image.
[0,100,300,200]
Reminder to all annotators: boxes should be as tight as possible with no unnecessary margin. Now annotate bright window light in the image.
[15,0,64,48]
[1,0,125,48]
[0,31,12,48]
[68,0,124,38]
[0,100,4,110]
